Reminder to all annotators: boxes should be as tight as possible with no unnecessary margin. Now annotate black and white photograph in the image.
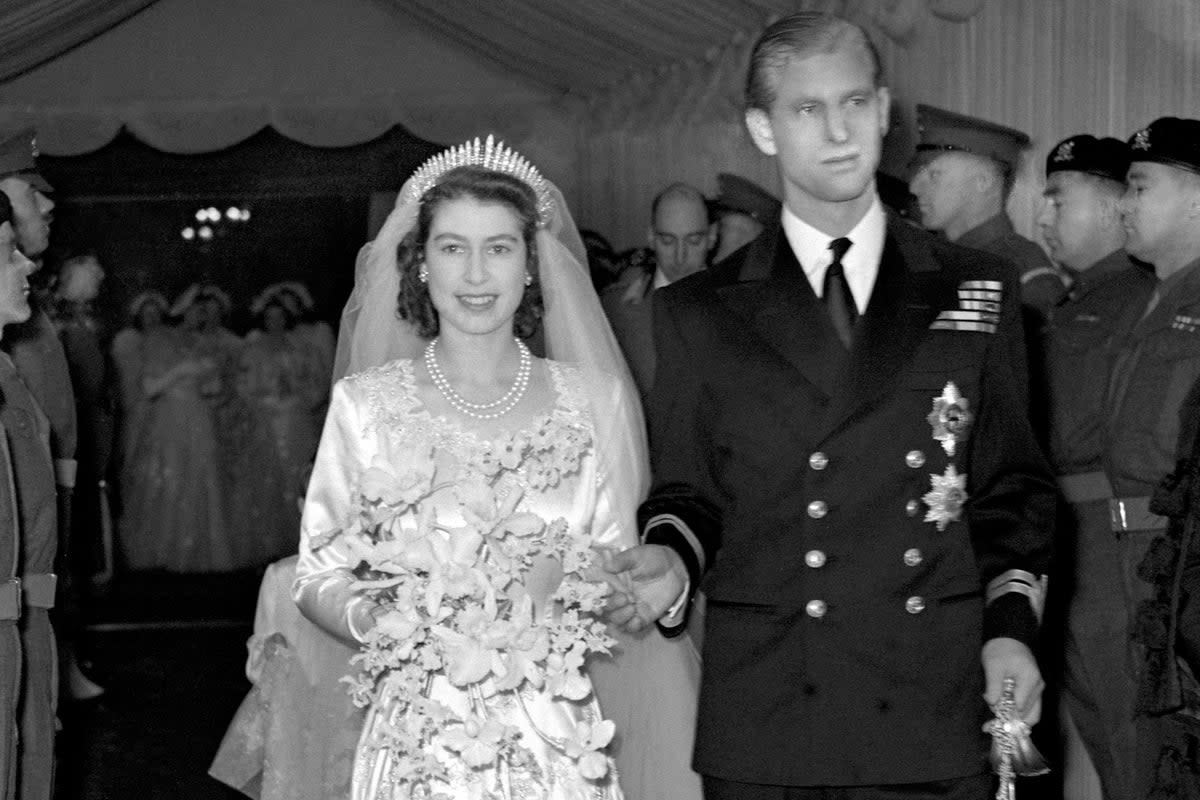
[0,1,1198,798]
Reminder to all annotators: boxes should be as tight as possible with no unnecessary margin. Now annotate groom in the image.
[606,12,1055,799]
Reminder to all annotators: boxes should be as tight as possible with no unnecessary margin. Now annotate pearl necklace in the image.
[424,337,532,420]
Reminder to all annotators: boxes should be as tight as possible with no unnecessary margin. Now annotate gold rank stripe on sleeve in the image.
[929,280,1003,334]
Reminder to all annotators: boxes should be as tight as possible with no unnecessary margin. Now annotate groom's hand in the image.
[982,637,1044,725]
[602,544,687,633]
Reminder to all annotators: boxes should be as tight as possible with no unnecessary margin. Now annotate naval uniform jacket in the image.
[639,213,1056,786]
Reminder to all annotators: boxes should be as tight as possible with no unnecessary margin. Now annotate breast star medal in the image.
[928,382,972,457]
[923,465,967,531]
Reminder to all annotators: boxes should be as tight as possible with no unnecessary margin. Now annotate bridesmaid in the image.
[111,291,170,479]
[120,292,230,571]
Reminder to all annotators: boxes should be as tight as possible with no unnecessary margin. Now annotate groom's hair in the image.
[745,13,883,112]
[395,165,544,340]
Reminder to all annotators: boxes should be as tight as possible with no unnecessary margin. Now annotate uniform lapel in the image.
[716,221,844,399]
[822,219,945,440]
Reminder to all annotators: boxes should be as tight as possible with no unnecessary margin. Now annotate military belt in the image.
[0,579,18,621]
[1109,496,1167,533]
[0,573,55,621]
[1057,471,1114,504]
[22,573,55,609]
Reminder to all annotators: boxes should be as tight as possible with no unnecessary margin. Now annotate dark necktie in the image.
[823,236,856,348]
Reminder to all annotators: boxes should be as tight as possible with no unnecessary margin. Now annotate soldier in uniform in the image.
[909,105,1068,319]
[605,13,1055,799]
[0,191,32,800]
[710,173,780,263]
[1037,134,1157,799]
[0,172,56,800]
[1097,116,1200,797]
[0,128,71,800]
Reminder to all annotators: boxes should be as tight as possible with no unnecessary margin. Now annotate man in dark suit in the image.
[606,12,1055,799]
[601,182,715,400]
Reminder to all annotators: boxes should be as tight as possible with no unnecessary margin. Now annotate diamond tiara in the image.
[401,135,555,227]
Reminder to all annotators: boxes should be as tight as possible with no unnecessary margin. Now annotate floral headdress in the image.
[249,281,312,316]
[401,135,555,228]
[169,283,232,319]
[127,290,169,319]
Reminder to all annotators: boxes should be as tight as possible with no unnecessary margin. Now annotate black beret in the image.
[1128,117,1200,176]
[1045,135,1130,182]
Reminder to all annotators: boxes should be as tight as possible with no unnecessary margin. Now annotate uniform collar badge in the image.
[923,465,967,531]
[1132,128,1151,150]
[928,382,972,457]
[1053,141,1074,162]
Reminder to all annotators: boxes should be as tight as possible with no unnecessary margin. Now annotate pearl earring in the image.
[418,264,429,284]
[524,272,533,287]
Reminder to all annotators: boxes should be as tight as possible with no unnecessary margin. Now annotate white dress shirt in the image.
[781,196,886,314]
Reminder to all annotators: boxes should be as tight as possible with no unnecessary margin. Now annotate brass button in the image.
[905,450,926,469]
[805,549,827,568]
[905,596,926,614]
[808,452,829,471]
[903,548,923,567]
[806,599,827,619]
[905,499,921,517]
[807,500,828,519]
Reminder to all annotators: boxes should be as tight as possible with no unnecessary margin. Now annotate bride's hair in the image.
[395,165,544,339]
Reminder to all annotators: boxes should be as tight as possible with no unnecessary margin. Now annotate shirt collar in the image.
[781,196,886,285]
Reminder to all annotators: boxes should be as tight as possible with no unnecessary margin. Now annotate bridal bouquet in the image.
[312,423,617,792]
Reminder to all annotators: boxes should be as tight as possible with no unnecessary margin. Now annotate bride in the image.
[293,138,701,800]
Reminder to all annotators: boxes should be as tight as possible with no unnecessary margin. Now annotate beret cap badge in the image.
[1132,128,1151,151]
[1053,141,1074,163]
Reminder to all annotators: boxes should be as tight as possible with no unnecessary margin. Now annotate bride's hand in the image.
[601,545,687,633]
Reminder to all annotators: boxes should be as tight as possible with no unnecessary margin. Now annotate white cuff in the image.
[659,579,691,628]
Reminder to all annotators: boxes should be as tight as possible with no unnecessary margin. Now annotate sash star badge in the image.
[924,465,967,531]
[928,382,972,457]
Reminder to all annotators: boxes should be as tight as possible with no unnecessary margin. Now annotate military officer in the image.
[606,13,1055,799]
[910,105,1067,318]
[0,192,29,800]
[0,128,68,800]
[1096,116,1200,797]
[710,173,779,263]
[1037,133,1156,800]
